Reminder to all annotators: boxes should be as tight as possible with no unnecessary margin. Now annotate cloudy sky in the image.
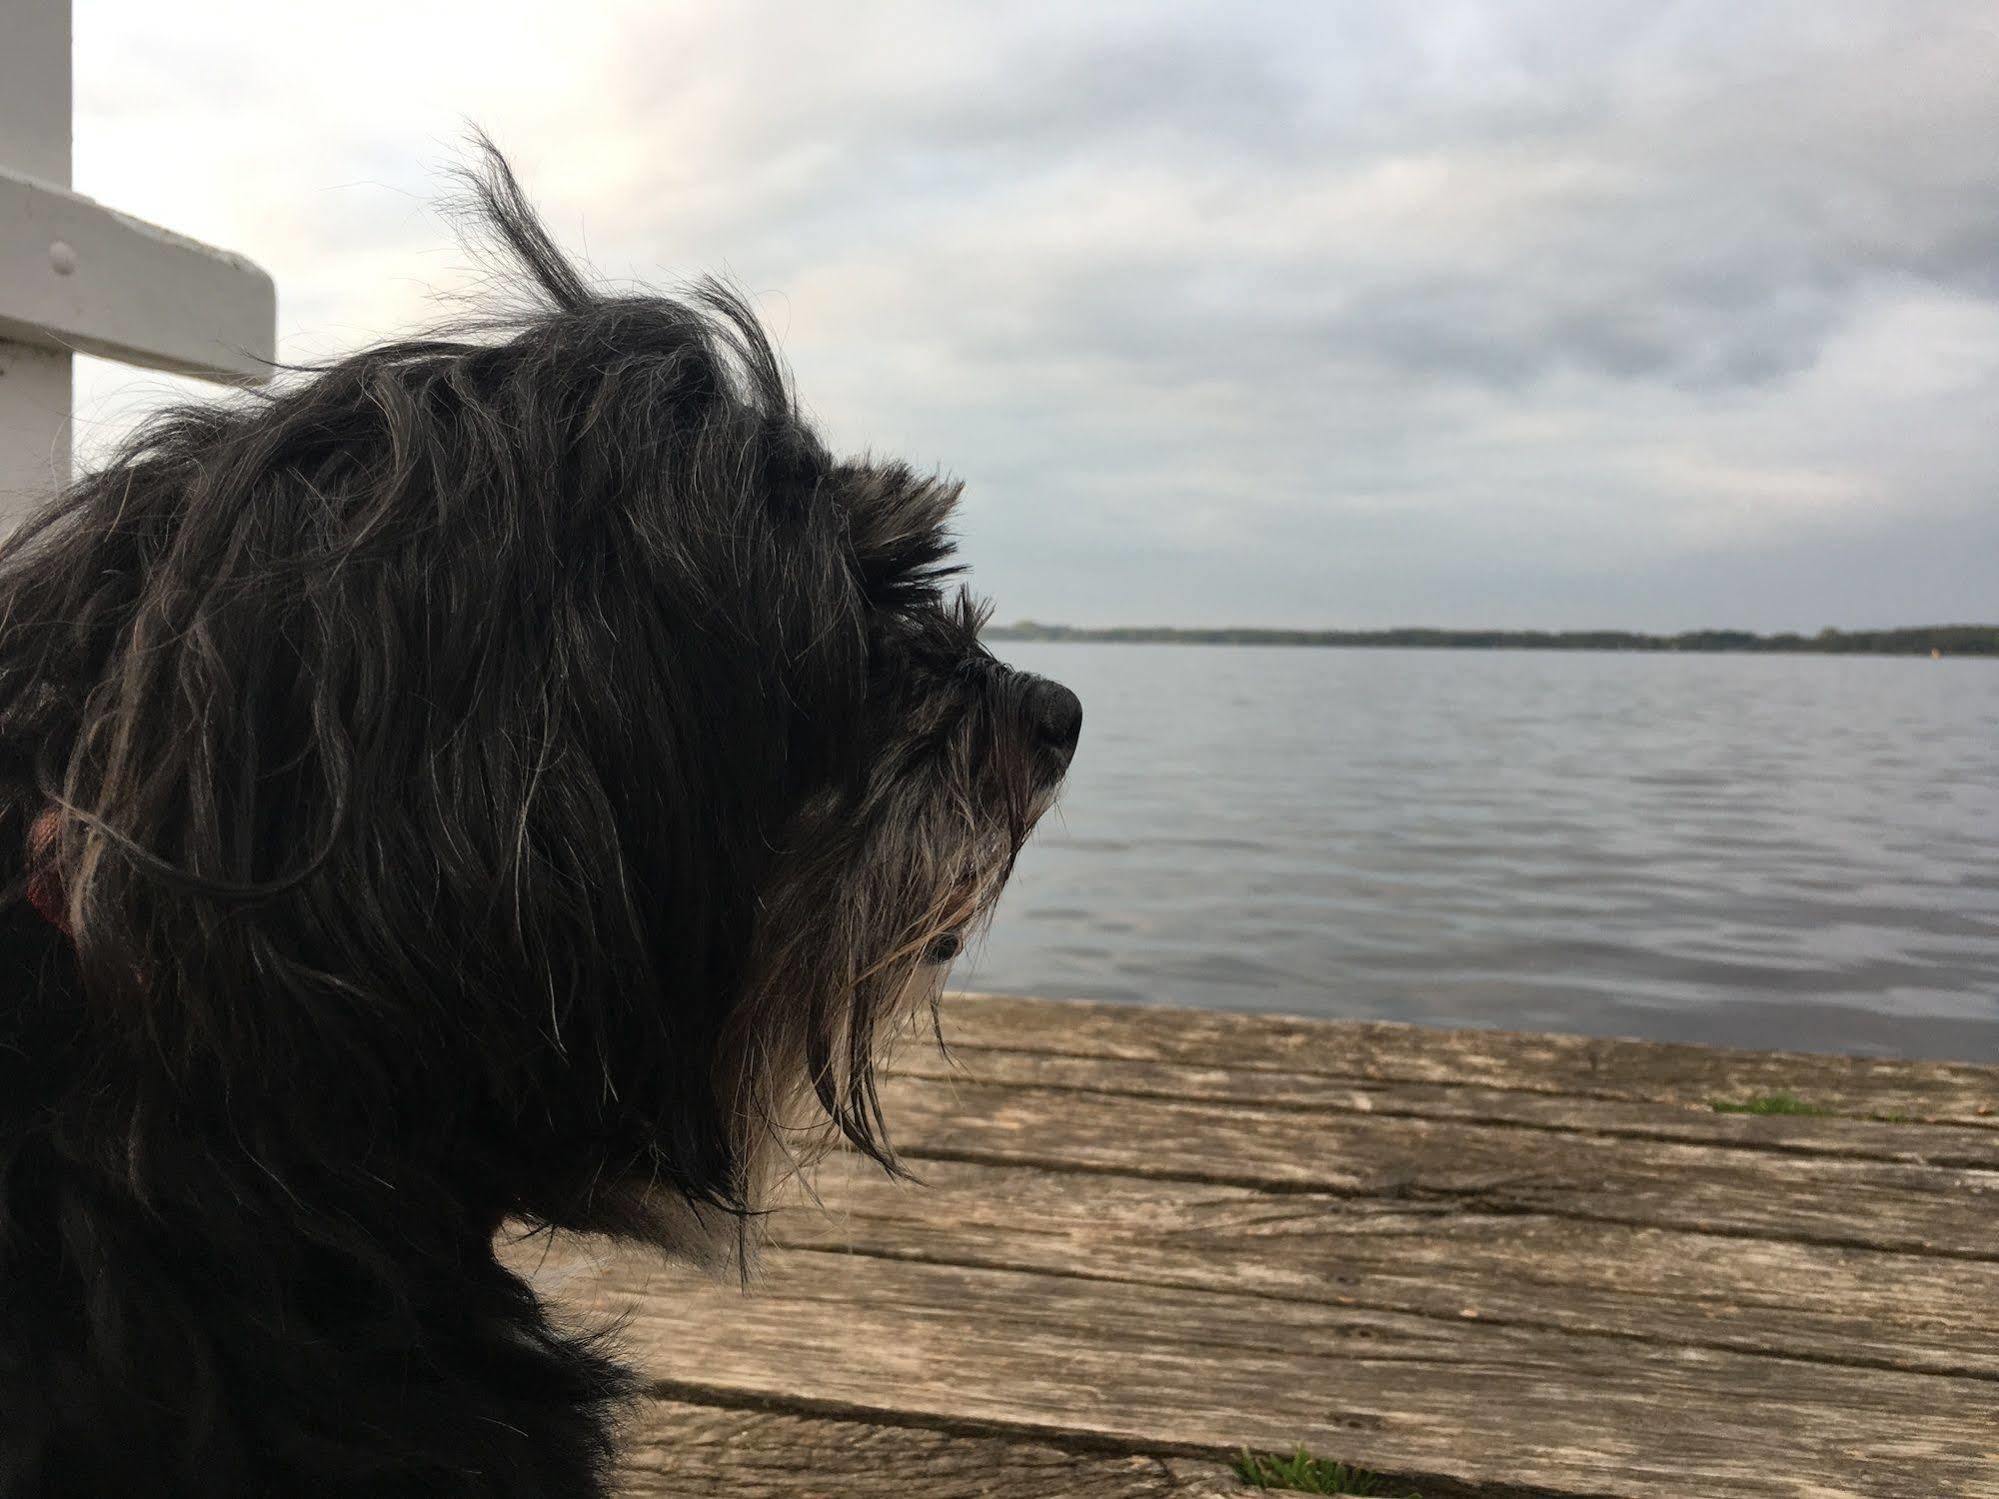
[71,1,1999,631]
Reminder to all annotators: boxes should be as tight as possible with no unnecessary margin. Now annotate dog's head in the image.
[0,147,1077,1261]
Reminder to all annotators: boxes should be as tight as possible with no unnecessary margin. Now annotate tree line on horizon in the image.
[985,622,1999,656]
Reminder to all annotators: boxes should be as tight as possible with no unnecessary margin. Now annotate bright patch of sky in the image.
[71,0,1999,630]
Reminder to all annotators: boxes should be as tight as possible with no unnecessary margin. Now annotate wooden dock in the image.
[515,994,1999,1498]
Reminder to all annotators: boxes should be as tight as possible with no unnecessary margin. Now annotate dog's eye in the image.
[923,932,964,965]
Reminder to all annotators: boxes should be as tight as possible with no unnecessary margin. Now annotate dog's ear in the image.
[835,461,963,610]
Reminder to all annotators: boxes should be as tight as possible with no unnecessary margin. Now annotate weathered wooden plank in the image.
[616,1398,1244,1498]
[941,994,1999,1124]
[774,1155,1999,1380]
[890,1045,1999,1168]
[519,1241,1999,1499]
[871,1073,1999,1258]
[522,1000,1999,1495]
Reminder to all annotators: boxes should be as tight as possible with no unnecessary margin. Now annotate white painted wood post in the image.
[0,0,75,513]
[0,0,276,527]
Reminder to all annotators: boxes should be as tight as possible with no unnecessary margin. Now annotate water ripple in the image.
[964,645,1999,1060]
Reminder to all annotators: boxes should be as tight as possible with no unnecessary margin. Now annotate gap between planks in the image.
[616,1393,1250,1499]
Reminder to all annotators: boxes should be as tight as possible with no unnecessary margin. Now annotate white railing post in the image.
[0,0,276,529]
[0,0,75,515]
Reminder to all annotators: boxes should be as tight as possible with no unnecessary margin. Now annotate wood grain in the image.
[939,993,1999,1123]
[771,1154,1999,1380]
[871,1072,1999,1258]
[521,1241,1999,1499]
[889,1045,1999,1168]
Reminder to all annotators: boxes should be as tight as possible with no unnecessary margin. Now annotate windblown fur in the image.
[0,144,1078,1498]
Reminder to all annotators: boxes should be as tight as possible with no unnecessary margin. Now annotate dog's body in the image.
[0,150,1077,1497]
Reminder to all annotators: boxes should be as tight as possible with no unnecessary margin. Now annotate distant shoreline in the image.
[985,623,1999,657]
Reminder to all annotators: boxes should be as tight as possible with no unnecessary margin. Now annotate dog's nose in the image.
[1025,676,1083,770]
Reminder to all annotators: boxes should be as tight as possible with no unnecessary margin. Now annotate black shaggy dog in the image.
[0,148,1079,1498]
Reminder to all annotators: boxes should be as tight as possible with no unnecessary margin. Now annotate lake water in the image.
[963,643,1999,1061]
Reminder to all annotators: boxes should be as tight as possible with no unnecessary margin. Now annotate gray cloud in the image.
[68,0,1999,630]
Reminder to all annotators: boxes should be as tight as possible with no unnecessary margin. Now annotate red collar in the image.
[25,808,70,938]
[28,867,69,936]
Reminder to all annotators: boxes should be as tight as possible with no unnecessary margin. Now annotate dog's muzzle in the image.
[1022,674,1083,777]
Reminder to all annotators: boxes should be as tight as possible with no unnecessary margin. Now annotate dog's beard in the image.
[554,942,964,1277]
[513,960,957,1277]
[580,786,1052,1275]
